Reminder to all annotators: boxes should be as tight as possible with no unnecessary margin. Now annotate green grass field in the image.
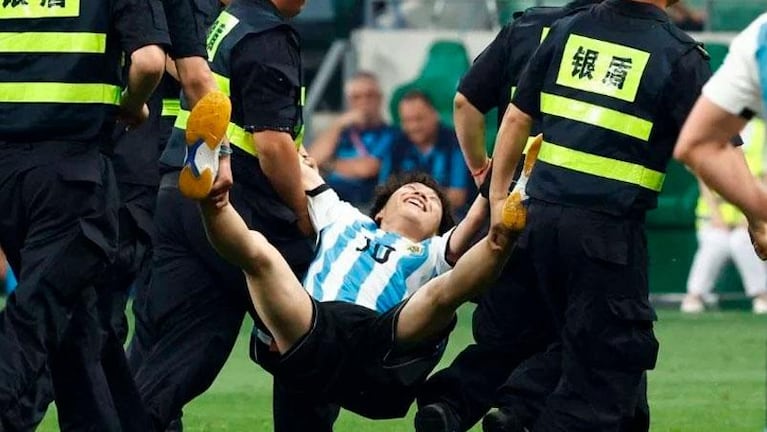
[27,306,766,431]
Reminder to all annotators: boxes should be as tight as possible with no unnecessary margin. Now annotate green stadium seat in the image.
[705,42,729,71]
[709,2,763,32]
[389,40,471,126]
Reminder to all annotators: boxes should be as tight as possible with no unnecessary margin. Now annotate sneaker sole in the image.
[178,91,232,200]
[523,134,542,177]
[501,190,526,231]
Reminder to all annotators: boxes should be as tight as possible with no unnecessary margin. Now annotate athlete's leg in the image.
[198,182,312,354]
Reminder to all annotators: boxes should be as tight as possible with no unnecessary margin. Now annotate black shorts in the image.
[250,300,455,419]
[161,0,221,59]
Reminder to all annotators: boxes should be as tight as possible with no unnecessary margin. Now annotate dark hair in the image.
[400,89,435,109]
[369,172,454,235]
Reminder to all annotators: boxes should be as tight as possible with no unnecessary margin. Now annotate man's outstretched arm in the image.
[198,156,262,273]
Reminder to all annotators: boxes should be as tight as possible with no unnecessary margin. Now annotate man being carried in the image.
[186,92,538,421]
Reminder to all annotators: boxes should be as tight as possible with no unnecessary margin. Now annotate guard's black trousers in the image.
[127,172,336,432]
[417,233,557,431]
[418,200,653,432]
[0,142,120,431]
[499,200,657,432]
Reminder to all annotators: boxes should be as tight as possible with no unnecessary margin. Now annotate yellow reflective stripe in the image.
[161,99,180,117]
[0,82,121,104]
[175,108,301,156]
[213,72,230,96]
[538,141,665,192]
[510,86,517,101]
[0,32,105,53]
[0,0,80,19]
[556,34,650,102]
[540,93,652,141]
[228,123,255,155]
[540,27,550,43]
[300,86,306,106]
[206,10,239,61]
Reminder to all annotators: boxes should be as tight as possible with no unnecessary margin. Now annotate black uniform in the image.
[162,0,219,59]
[489,1,711,431]
[126,1,324,430]
[0,1,169,430]
[416,3,597,431]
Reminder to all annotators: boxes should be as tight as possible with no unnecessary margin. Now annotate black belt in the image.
[159,171,180,190]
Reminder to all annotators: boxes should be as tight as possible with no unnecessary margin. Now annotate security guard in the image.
[0,0,167,430]
[416,3,606,432]
[486,0,711,431]
[126,1,325,431]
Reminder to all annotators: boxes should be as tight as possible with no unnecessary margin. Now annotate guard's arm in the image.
[489,103,532,225]
[254,130,313,236]
[113,0,170,124]
[120,45,166,124]
[454,92,490,185]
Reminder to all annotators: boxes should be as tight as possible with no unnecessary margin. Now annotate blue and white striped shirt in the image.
[304,189,453,313]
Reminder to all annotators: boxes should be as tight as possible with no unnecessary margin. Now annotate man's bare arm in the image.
[454,92,490,185]
[445,195,488,264]
[674,96,767,220]
[488,103,532,228]
[255,130,313,235]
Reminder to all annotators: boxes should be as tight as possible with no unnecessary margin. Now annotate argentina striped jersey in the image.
[304,188,453,313]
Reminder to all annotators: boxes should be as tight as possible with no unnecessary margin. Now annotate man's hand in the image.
[748,219,767,260]
[118,90,150,128]
[300,154,326,190]
[336,110,366,129]
[204,151,234,210]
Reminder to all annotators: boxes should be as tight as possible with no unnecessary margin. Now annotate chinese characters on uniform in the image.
[571,46,633,90]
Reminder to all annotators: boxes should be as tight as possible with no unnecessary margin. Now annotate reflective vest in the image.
[525,8,706,216]
[498,3,597,164]
[696,119,766,226]
[161,0,304,169]
[0,0,123,142]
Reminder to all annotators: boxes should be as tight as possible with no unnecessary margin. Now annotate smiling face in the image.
[375,182,444,241]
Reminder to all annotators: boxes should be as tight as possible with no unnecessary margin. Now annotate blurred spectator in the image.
[682,120,767,314]
[668,1,705,31]
[308,71,396,209]
[380,90,472,216]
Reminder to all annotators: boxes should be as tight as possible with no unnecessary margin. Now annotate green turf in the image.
[22,306,767,431]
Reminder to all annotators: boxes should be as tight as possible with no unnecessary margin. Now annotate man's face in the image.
[346,78,382,125]
[399,98,439,148]
[273,0,306,17]
[377,183,443,240]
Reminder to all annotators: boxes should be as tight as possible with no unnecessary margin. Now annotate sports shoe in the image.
[178,91,232,200]
[482,408,527,432]
[501,134,542,231]
[680,294,705,313]
[414,403,461,432]
[753,295,767,314]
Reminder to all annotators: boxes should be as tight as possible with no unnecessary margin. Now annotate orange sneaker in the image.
[178,91,232,200]
[501,190,526,231]
[501,134,543,231]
